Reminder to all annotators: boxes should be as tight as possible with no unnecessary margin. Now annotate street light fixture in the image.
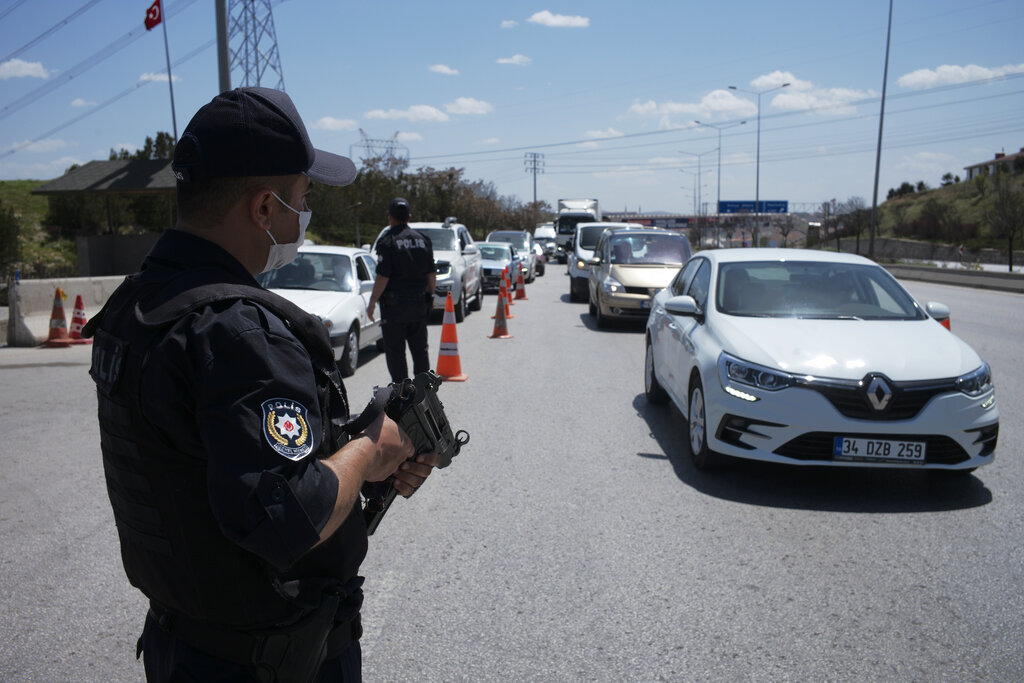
[729,82,789,246]
[694,119,746,247]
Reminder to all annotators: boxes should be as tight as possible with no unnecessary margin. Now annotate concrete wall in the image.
[5,275,126,346]
[829,236,1024,266]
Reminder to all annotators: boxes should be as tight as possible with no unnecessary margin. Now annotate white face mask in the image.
[262,191,312,273]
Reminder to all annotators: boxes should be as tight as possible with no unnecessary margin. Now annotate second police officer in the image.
[368,198,436,383]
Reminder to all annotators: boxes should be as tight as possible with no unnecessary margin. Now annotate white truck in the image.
[554,199,601,263]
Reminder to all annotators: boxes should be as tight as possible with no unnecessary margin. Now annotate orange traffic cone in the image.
[503,267,515,306]
[68,294,92,345]
[436,293,468,381]
[493,279,513,319]
[488,289,513,339]
[42,287,72,348]
[515,269,528,300]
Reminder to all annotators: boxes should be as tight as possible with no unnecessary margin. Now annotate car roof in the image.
[489,229,528,235]
[603,227,676,238]
[297,244,370,258]
[576,221,645,230]
[696,248,878,266]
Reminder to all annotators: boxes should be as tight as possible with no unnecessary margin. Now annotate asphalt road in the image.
[0,268,1021,682]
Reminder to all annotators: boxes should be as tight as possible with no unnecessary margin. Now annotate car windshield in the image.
[609,233,691,265]
[416,228,458,251]
[578,225,608,250]
[258,253,354,292]
[489,232,529,250]
[715,261,927,320]
[480,244,511,260]
[557,215,589,235]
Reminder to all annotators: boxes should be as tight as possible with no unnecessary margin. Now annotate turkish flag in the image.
[144,0,162,30]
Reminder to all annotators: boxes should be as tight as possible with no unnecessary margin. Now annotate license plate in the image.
[833,437,926,463]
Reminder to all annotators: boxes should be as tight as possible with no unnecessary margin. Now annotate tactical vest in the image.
[85,268,366,628]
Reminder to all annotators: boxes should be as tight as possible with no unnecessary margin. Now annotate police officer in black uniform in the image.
[367,199,435,383]
[83,87,439,683]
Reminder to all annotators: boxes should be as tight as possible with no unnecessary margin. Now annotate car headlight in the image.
[957,362,992,396]
[435,263,452,277]
[602,275,624,294]
[576,259,587,270]
[718,353,793,392]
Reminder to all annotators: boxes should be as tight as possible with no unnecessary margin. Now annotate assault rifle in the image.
[350,371,469,535]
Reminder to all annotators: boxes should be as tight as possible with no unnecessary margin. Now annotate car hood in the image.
[611,264,680,290]
[711,316,983,380]
[268,288,352,317]
[433,249,459,263]
[481,258,513,269]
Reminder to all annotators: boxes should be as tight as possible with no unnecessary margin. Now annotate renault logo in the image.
[865,375,893,411]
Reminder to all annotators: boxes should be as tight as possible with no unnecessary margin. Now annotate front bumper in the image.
[703,381,999,470]
[598,291,654,319]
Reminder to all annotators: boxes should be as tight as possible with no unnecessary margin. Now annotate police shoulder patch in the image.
[261,398,314,461]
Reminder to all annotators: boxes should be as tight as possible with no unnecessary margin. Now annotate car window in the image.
[259,253,354,292]
[480,244,511,260]
[356,255,376,282]
[417,228,458,251]
[610,233,691,265]
[577,226,607,250]
[686,260,711,310]
[671,258,702,296]
[714,261,926,319]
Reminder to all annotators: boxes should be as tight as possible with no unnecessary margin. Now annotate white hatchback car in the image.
[258,245,383,377]
[644,249,999,471]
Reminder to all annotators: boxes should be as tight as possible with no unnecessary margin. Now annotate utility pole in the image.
[869,0,894,259]
[524,152,545,204]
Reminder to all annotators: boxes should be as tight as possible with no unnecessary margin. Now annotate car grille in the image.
[797,376,957,421]
[774,432,970,464]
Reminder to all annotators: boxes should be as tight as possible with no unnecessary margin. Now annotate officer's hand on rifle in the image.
[391,451,440,497]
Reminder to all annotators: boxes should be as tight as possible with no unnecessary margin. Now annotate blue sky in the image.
[2,0,1022,216]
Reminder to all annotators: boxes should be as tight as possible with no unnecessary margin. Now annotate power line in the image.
[0,0,29,22]
[2,0,104,63]
[0,0,201,122]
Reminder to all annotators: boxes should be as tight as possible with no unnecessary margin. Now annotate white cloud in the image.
[396,132,422,142]
[647,156,678,166]
[748,70,813,92]
[585,128,624,139]
[527,10,589,28]
[497,54,531,66]
[627,90,755,126]
[429,64,458,76]
[312,116,358,131]
[445,97,493,115]
[71,98,96,108]
[577,141,600,149]
[7,138,67,154]
[0,58,48,80]
[480,137,500,145]
[894,151,958,176]
[364,105,449,122]
[500,20,518,29]
[139,72,179,83]
[897,63,1024,89]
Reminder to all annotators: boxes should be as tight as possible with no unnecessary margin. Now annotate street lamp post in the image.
[729,82,789,246]
[679,149,716,248]
[694,119,746,247]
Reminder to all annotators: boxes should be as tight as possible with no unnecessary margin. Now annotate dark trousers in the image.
[380,302,430,382]
[139,610,362,682]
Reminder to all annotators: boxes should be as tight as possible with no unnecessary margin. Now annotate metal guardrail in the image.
[883,264,1024,294]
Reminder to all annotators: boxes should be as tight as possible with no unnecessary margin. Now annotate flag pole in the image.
[160,6,178,141]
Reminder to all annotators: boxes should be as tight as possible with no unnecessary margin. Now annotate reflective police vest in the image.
[85,272,362,628]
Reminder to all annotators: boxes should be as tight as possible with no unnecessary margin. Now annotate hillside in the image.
[876,172,1024,250]
[0,179,77,278]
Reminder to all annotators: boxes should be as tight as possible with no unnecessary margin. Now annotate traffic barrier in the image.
[68,294,93,344]
[515,268,528,300]
[41,287,72,348]
[436,293,468,381]
[488,289,512,339]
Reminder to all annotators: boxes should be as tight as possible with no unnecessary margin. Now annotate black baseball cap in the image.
[171,87,357,186]
[388,197,411,219]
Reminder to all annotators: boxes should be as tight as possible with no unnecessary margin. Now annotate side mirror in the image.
[665,295,703,321]
[926,301,951,330]
[361,243,371,251]
[588,257,601,266]
[360,280,374,294]
[463,244,478,255]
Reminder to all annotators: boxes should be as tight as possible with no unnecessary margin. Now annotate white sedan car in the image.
[644,249,999,471]
[258,245,383,377]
